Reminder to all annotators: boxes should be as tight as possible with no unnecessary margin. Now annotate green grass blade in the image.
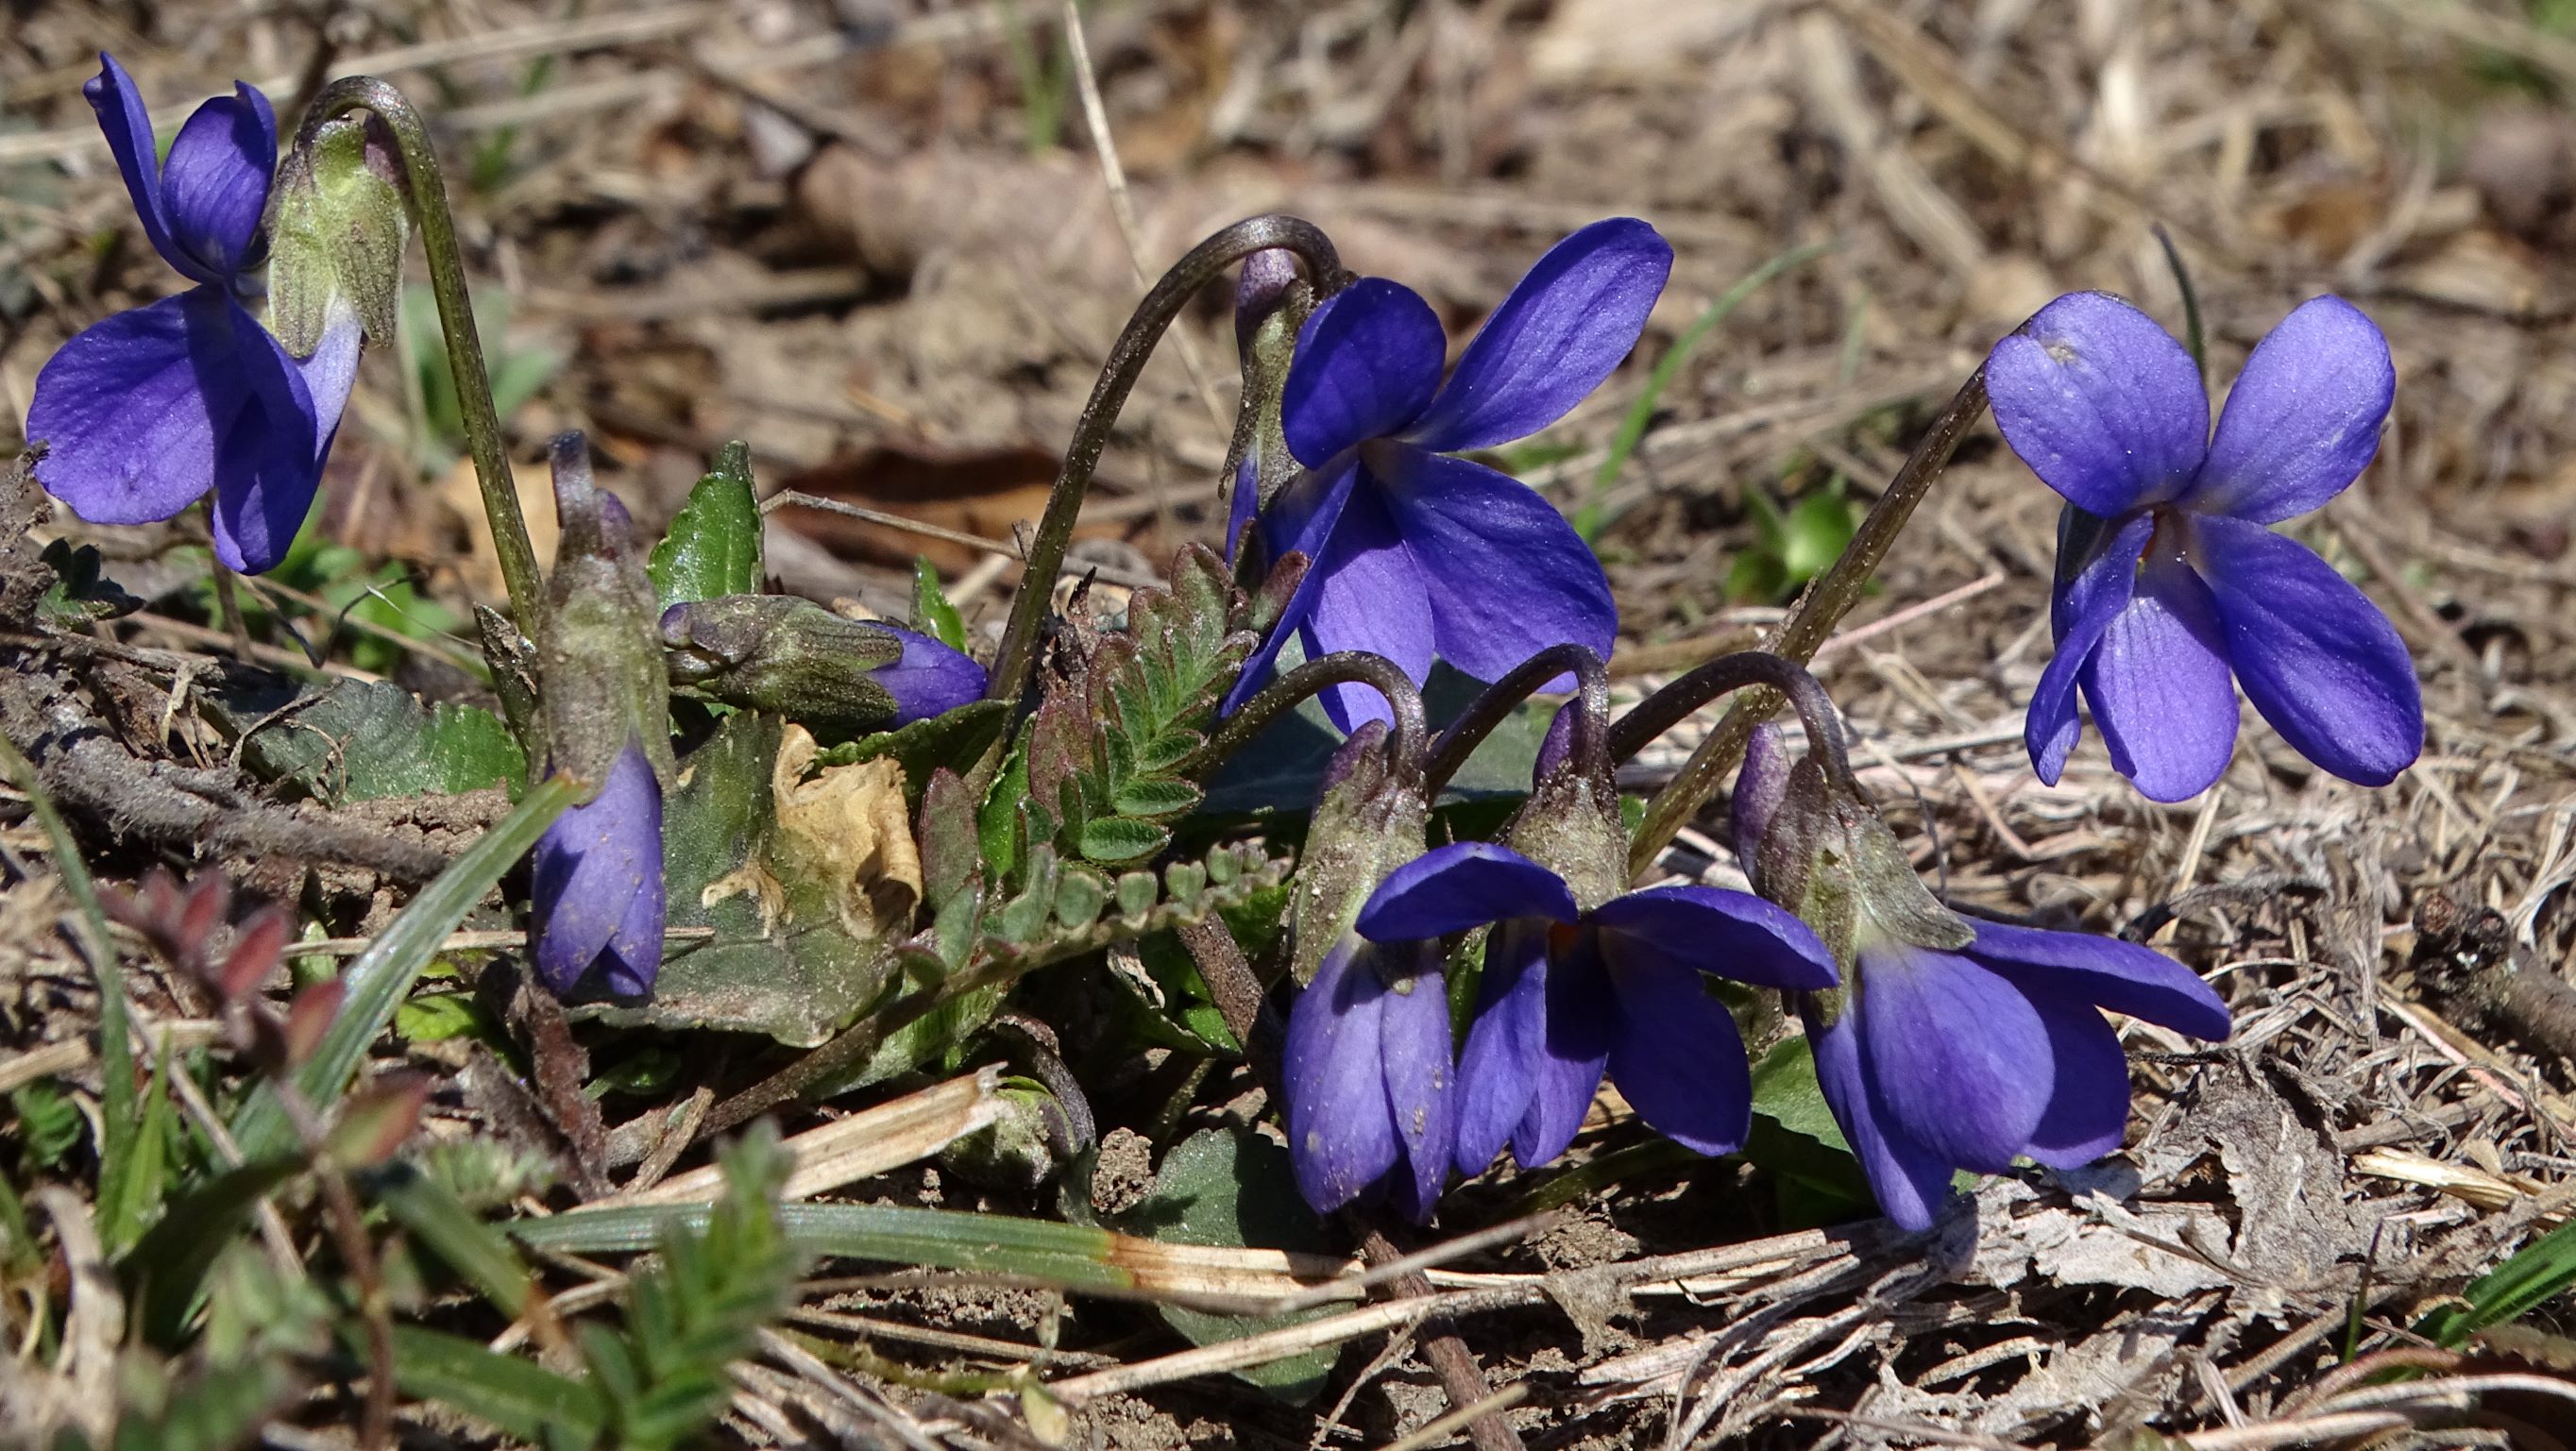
[371,1162,539,1321]
[513,1201,1142,1295]
[0,735,135,1235]
[232,775,577,1160]
[2418,1218,2576,1347]
[1573,239,1835,541]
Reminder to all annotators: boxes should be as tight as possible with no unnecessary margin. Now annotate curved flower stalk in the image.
[1987,292,2421,801]
[25,54,361,572]
[1228,218,1673,728]
[1733,724,2231,1229]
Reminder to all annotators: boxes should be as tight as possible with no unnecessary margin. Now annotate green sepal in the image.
[266,114,408,352]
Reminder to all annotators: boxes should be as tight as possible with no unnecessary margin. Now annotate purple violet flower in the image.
[1986,292,2421,801]
[23,55,362,574]
[529,737,665,999]
[874,626,989,723]
[1229,219,1672,727]
[1356,840,1835,1177]
[1282,929,1456,1220]
[1734,726,2232,1230]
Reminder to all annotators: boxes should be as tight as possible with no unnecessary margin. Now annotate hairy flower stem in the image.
[1626,368,1989,879]
[1607,650,1856,794]
[1177,915,1527,1451]
[1177,651,1427,780]
[987,215,1346,709]
[1421,645,1610,799]
[292,77,544,631]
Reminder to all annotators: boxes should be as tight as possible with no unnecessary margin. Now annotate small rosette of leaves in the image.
[1025,544,1259,866]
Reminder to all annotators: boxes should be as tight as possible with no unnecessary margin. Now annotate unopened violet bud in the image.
[869,624,990,724]
[530,737,664,998]
[539,434,672,789]
[661,595,899,725]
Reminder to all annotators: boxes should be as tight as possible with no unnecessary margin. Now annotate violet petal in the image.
[2079,543,2239,801]
[1297,486,1436,730]
[1854,941,2053,1174]
[206,297,324,573]
[1804,998,1956,1232]
[1376,943,1458,1221]
[1986,292,2209,517]
[1961,919,2231,1040]
[1585,885,1838,990]
[1369,444,1616,685]
[1221,459,1360,716]
[1451,920,1549,1176]
[1514,935,1614,1168]
[1602,943,1752,1156]
[2193,514,2423,787]
[159,84,278,280]
[1282,934,1400,1214]
[2019,992,2132,1170]
[2186,296,2393,524]
[83,55,199,284]
[875,626,989,723]
[1281,278,1445,466]
[1402,218,1673,453]
[532,742,665,997]
[1359,841,1577,941]
[2027,511,2154,785]
[25,288,241,525]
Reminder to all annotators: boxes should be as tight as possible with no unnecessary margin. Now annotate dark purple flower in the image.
[1733,725,2232,1230]
[1987,292,2420,801]
[24,55,361,574]
[529,737,665,999]
[875,626,988,724]
[1229,219,1672,727]
[1282,930,1455,1220]
[1802,921,2229,1232]
[1353,841,1834,1176]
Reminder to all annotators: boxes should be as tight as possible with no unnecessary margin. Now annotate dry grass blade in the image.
[610,1068,1004,1206]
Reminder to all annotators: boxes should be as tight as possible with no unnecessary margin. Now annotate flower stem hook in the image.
[1178,651,1427,782]
[1421,645,1611,800]
[292,76,545,632]
[1606,650,1856,794]
[987,214,1347,710]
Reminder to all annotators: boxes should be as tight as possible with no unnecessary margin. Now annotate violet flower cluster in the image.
[25,55,360,573]
[1987,292,2422,801]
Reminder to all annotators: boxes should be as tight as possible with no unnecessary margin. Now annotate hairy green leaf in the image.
[909,556,969,650]
[208,675,526,804]
[1117,1125,1336,1402]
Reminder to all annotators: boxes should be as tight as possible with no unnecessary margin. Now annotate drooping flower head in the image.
[1986,292,2421,801]
[25,55,363,573]
[1735,725,2230,1230]
[1228,219,1672,728]
[1280,721,1451,1219]
[531,435,672,999]
[659,596,986,734]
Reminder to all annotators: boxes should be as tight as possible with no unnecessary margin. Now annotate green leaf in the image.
[1116,1125,1337,1402]
[1740,1036,1871,1213]
[231,777,579,1161]
[207,675,526,804]
[394,989,485,1043]
[110,1355,297,1451]
[909,556,969,650]
[649,441,763,608]
[389,1324,603,1444]
[1748,1036,1848,1152]
[1079,815,1171,865]
[1110,775,1202,819]
[1203,661,1550,817]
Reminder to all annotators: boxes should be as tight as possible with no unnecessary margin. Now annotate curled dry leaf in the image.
[770,723,924,941]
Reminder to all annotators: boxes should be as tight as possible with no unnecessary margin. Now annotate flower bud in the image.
[661,595,904,731]
[265,114,408,355]
[539,434,672,789]
[1287,722,1430,987]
